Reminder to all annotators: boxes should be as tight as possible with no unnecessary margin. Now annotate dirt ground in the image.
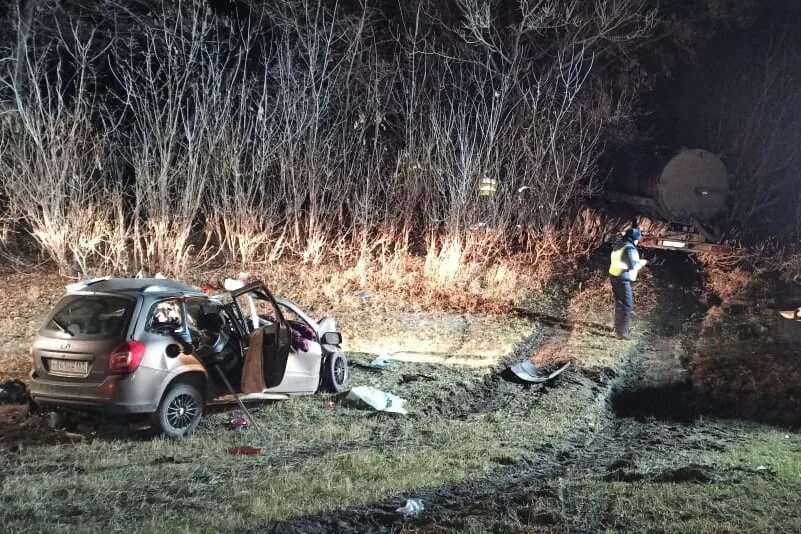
[2,256,801,533]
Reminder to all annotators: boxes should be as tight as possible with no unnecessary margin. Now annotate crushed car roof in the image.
[68,277,205,296]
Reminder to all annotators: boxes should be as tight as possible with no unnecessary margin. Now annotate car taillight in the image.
[109,340,146,374]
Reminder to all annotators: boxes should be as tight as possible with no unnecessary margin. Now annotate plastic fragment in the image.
[346,386,408,414]
[396,498,425,517]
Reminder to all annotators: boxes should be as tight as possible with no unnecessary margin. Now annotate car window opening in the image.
[44,295,132,339]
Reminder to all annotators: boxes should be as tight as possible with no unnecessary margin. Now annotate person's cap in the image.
[625,227,642,241]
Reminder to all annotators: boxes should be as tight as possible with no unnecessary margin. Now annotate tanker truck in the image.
[603,147,733,253]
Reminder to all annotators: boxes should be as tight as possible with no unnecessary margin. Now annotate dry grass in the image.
[780,252,801,283]
[187,252,567,319]
[689,251,801,427]
[700,262,755,303]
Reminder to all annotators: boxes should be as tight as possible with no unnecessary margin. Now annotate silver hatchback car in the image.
[29,278,348,437]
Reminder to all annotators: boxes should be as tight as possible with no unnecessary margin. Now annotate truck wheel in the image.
[322,351,349,393]
[154,383,203,439]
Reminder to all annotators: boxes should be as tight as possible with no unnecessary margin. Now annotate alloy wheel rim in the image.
[334,357,346,385]
[166,393,199,430]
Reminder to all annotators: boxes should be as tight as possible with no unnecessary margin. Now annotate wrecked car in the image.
[28,278,348,437]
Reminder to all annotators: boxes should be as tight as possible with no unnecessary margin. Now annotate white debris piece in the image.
[369,354,396,368]
[224,278,246,291]
[346,386,408,414]
[396,498,425,517]
[510,361,571,383]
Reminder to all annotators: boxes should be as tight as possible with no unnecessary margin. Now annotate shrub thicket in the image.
[0,0,768,278]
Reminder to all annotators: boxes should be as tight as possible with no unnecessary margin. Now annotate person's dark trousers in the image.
[610,276,634,338]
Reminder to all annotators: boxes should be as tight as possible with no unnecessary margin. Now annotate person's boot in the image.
[618,313,632,340]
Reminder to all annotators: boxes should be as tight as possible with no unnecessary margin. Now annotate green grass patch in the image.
[562,425,801,533]
[0,355,596,533]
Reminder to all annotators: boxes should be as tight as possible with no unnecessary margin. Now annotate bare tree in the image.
[113,7,224,274]
[699,39,801,239]
[0,0,662,280]
[0,19,125,275]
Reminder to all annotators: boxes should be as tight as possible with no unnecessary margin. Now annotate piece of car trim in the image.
[510,361,571,383]
[238,392,290,401]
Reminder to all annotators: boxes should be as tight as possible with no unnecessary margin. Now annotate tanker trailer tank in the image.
[604,148,733,253]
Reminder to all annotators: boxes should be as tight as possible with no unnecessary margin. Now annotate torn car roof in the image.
[67,277,204,296]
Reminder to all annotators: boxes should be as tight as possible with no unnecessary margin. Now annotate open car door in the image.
[226,282,292,390]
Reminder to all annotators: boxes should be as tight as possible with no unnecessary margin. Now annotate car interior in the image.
[192,309,244,392]
[226,285,293,392]
[146,285,301,396]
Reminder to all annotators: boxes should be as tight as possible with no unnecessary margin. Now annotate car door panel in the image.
[261,321,292,388]
[264,341,322,394]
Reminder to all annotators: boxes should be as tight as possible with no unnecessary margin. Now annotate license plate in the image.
[49,359,89,376]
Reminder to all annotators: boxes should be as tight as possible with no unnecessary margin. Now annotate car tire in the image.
[322,351,349,393]
[154,383,203,439]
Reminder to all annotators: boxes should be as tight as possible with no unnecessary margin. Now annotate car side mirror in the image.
[320,331,342,345]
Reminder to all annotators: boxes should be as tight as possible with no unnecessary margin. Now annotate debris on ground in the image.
[47,411,66,429]
[224,415,249,432]
[227,446,262,456]
[369,354,396,368]
[509,361,571,383]
[396,498,425,518]
[398,373,435,384]
[0,380,28,405]
[346,386,408,414]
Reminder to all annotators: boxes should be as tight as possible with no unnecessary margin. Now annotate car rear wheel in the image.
[154,383,203,438]
[322,351,348,393]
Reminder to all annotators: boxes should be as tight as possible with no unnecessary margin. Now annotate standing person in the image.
[609,227,647,339]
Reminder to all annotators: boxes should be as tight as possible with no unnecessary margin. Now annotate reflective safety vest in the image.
[609,244,633,279]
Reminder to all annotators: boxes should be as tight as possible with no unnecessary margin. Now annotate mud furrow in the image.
[245,366,619,534]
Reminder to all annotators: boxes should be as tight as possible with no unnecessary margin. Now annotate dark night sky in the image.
[651,0,801,147]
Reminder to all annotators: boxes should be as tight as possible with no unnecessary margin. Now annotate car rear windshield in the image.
[43,295,133,339]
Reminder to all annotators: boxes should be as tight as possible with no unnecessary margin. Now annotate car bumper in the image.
[29,367,167,414]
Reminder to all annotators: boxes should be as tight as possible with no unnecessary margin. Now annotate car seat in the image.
[195,312,243,380]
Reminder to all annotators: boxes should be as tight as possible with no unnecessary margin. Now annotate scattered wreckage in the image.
[509,361,571,383]
[28,277,348,437]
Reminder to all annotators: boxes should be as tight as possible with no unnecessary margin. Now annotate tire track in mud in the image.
[245,254,711,533]
[248,366,619,534]
[249,326,623,534]
[420,372,549,420]
[254,331,710,534]
[416,313,578,421]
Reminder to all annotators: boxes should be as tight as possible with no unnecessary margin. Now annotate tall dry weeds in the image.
[0,0,659,283]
